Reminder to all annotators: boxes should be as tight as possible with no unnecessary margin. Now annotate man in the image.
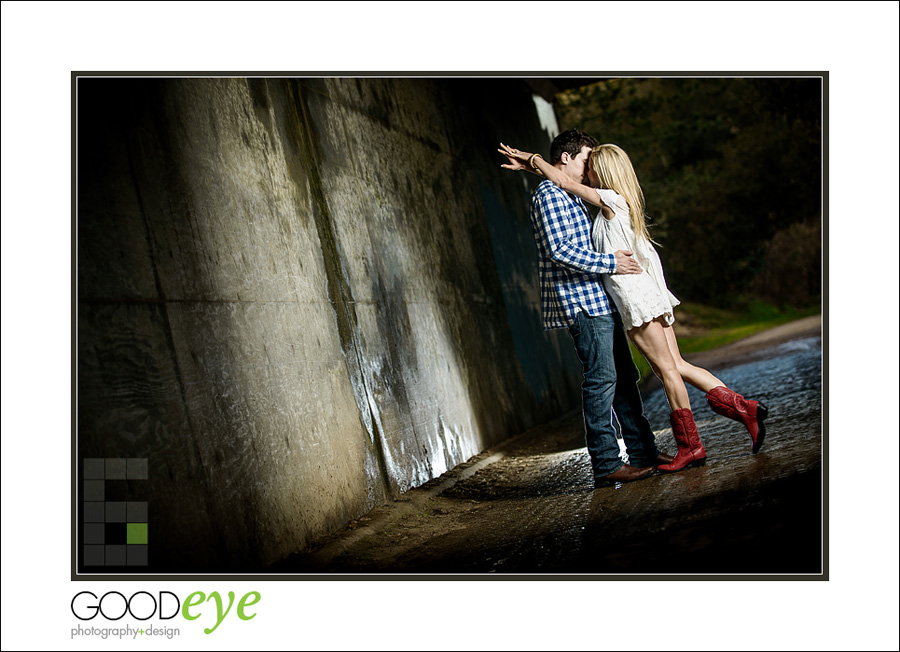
[500,129,671,488]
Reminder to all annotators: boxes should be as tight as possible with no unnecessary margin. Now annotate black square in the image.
[83,458,105,480]
[104,479,130,501]
[84,545,105,566]
[126,502,148,522]
[106,502,126,523]
[84,502,105,523]
[104,522,127,545]
[126,458,148,480]
[84,523,105,545]
[127,545,148,566]
[84,480,104,501]
[105,458,126,480]
[105,545,126,566]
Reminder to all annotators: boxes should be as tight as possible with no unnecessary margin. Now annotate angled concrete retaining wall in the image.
[77,77,582,571]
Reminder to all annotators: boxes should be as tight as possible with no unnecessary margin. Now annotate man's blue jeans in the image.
[568,311,660,479]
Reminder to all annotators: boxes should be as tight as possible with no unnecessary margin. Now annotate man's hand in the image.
[613,250,642,274]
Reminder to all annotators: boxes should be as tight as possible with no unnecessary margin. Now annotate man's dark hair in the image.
[549,128,598,165]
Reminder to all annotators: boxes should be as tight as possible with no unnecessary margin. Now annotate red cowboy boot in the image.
[658,408,707,472]
[706,386,768,453]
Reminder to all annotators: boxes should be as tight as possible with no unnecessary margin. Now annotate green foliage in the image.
[675,308,820,353]
[627,302,822,385]
[751,218,822,308]
[556,78,822,308]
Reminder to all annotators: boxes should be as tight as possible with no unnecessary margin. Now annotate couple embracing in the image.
[499,129,767,489]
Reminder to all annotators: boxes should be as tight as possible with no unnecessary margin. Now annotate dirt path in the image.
[640,314,822,394]
[277,315,823,575]
[677,314,821,369]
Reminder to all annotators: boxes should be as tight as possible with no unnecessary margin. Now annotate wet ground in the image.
[278,317,823,576]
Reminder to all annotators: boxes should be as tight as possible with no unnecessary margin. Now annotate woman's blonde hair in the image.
[589,144,656,244]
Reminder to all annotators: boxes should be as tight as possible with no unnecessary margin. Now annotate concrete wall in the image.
[77,77,582,572]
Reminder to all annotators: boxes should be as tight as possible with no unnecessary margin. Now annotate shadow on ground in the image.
[274,319,823,576]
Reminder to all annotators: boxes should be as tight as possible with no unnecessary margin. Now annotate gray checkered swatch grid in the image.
[82,458,148,566]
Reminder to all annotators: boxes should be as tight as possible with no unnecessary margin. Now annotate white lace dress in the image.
[591,188,680,330]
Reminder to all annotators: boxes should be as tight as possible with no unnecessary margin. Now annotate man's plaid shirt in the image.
[530,179,617,330]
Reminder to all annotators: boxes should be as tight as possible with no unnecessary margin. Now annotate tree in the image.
[555,78,821,308]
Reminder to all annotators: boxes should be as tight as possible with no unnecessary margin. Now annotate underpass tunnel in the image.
[76,76,590,572]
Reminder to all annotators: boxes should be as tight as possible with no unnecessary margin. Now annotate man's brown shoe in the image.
[594,464,656,488]
[653,452,674,467]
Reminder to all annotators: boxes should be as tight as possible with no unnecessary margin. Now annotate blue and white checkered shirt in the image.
[530,179,617,329]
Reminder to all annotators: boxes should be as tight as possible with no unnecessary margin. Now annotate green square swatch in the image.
[127,523,148,545]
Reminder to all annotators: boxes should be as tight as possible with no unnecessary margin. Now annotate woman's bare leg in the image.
[628,318,691,410]
[662,324,726,393]
[663,324,769,452]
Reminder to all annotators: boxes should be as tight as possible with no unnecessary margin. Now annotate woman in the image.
[498,142,768,471]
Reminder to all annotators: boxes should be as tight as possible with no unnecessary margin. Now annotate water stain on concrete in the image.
[279,320,823,576]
